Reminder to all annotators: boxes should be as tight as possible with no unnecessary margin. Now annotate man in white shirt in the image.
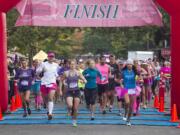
[36,52,59,120]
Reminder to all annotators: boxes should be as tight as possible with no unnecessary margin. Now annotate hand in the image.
[56,77,60,81]
[32,81,35,85]
[79,80,84,83]
[83,80,87,84]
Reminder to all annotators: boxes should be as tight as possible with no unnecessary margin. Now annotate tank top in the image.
[96,64,109,84]
[66,71,79,91]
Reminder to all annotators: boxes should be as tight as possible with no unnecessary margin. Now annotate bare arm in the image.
[78,71,87,84]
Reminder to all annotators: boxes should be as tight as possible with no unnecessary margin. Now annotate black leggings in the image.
[85,88,98,106]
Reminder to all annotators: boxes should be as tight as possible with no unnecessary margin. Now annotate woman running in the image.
[77,61,86,104]
[31,60,42,111]
[83,59,102,120]
[15,58,35,117]
[108,55,119,112]
[121,59,138,126]
[160,61,171,95]
[96,56,110,114]
[36,52,59,120]
[63,59,87,127]
[115,60,125,116]
[141,63,152,108]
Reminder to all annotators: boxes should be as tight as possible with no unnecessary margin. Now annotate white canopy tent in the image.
[33,50,47,61]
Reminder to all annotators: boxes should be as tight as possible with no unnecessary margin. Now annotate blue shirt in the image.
[122,69,136,89]
[83,68,102,89]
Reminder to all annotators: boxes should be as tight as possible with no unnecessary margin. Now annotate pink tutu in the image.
[136,86,141,96]
[41,83,57,95]
[115,87,128,99]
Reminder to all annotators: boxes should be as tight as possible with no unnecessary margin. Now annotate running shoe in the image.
[48,114,53,120]
[122,117,127,121]
[118,112,123,116]
[91,116,95,121]
[72,120,78,127]
[37,108,41,112]
[23,113,27,117]
[126,121,131,126]
[43,103,47,109]
[72,123,78,127]
[102,110,106,115]
[27,108,31,115]
[109,107,112,112]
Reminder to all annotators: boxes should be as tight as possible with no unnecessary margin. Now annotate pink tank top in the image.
[96,64,109,84]
[160,67,171,75]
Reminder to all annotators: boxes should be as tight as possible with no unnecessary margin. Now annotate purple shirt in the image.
[15,68,35,87]
[58,66,70,76]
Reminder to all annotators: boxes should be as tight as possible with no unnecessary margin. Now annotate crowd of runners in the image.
[7,52,171,127]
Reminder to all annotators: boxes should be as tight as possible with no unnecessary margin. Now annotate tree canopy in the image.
[7,7,170,59]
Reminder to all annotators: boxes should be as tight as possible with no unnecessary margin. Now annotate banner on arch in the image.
[16,0,163,27]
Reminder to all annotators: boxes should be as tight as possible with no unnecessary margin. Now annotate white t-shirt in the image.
[36,61,59,85]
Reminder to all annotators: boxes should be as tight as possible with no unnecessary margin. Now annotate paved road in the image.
[0,125,179,135]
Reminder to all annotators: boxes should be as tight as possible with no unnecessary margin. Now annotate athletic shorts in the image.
[19,86,31,93]
[144,78,152,86]
[97,83,109,96]
[31,81,41,94]
[108,79,116,90]
[85,88,98,106]
[41,83,57,95]
[115,87,128,99]
[66,90,81,98]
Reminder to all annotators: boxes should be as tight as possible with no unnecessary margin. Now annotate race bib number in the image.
[128,89,136,95]
[69,82,78,88]
[21,80,29,86]
[102,76,107,81]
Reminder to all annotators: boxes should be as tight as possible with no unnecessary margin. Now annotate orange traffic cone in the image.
[170,104,179,122]
[154,95,159,109]
[15,94,22,109]
[159,97,164,112]
[10,96,16,112]
[0,107,3,121]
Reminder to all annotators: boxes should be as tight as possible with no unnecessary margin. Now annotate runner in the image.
[58,59,70,101]
[141,62,152,108]
[15,58,35,117]
[31,60,42,111]
[121,59,138,126]
[148,59,156,98]
[83,59,102,120]
[133,60,142,116]
[108,55,119,112]
[77,61,86,104]
[152,60,161,96]
[36,52,59,120]
[96,56,111,114]
[63,59,87,127]
[115,60,125,116]
[54,59,62,104]
[160,61,171,94]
